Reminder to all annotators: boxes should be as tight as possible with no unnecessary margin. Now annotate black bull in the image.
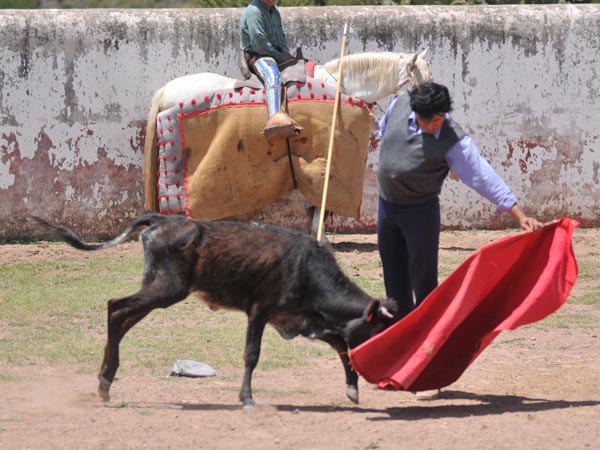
[32,213,398,410]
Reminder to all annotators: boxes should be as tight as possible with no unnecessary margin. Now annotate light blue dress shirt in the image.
[379,97,517,214]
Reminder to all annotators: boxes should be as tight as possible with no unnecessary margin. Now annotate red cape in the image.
[349,218,579,391]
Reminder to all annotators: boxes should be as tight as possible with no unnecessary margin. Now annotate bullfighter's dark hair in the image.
[409,82,453,119]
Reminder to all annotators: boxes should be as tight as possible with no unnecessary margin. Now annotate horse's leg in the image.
[306,205,334,252]
[319,334,359,404]
[304,203,318,236]
[239,310,268,412]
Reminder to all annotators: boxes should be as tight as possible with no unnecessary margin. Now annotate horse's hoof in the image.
[346,385,359,404]
[98,376,111,402]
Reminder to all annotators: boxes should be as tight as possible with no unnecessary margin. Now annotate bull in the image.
[32,213,398,411]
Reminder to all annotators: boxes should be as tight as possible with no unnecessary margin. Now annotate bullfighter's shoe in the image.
[262,111,303,141]
[414,389,441,401]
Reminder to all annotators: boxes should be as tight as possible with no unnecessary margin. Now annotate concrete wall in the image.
[1,5,599,239]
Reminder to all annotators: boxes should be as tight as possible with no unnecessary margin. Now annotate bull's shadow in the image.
[171,391,599,420]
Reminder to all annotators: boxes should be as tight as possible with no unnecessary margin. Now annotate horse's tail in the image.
[30,212,163,251]
[143,87,165,212]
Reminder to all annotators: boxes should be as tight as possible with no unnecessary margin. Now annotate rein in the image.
[285,137,298,190]
[282,90,298,190]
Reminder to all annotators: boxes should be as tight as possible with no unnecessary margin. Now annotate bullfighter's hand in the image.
[519,216,543,232]
[509,205,543,232]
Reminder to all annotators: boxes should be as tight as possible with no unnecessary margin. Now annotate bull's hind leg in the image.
[320,335,359,404]
[239,311,268,412]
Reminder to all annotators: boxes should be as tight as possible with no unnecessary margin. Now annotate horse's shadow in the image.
[165,390,599,420]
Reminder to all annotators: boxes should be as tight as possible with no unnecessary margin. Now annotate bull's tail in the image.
[30,212,165,251]
[143,87,165,213]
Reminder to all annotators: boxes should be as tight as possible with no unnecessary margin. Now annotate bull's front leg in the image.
[240,311,268,413]
[320,335,359,404]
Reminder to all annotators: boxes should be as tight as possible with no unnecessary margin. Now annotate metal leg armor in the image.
[253,57,303,141]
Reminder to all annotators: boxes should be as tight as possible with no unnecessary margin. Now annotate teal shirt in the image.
[240,0,289,64]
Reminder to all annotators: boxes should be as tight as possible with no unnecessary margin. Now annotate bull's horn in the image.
[380,306,394,319]
[418,47,429,59]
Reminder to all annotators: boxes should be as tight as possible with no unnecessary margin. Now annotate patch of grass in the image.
[0,257,142,371]
[342,259,381,272]
[0,416,20,433]
[568,292,600,309]
[576,261,600,282]
[0,254,329,373]
[495,337,526,346]
[353,276,386,299]
[3,232,600,375]
[531,311,598,330]
[0,374,23,383]
[439,256,467,277]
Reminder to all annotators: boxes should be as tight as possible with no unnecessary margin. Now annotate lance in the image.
[317,22,348,242]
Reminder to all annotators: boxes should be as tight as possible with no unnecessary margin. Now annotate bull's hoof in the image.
[346,385,359,404]
[98,376,111,402]
[242,399,256,414]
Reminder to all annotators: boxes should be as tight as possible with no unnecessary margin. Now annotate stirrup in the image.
[262,111,303,141]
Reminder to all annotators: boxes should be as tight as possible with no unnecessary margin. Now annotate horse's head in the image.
[398,48,432,91]
[316,50,432,104]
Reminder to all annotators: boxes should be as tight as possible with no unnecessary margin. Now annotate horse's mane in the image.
[323,52,403,92]
[321,51,431,102]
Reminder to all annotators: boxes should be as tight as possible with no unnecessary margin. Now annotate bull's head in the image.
[345,298,398,349]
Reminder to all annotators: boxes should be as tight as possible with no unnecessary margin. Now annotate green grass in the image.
[533,311,598,330]
[576,261,600,283]
[568,291,600,309]
[2,238,599,374]
[439,256,467,277]
[0,254,328,373]
[353,276,386,299]
[0,257,140,369]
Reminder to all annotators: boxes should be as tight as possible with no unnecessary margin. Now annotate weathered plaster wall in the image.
[1,6,598,239]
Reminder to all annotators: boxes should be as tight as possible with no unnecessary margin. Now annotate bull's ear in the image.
[173,221,202,249]
[365,299,381,322]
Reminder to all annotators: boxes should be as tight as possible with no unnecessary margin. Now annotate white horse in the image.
[143,50,431,234]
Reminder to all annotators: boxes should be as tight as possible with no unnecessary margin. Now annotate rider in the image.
[240,0,302,140]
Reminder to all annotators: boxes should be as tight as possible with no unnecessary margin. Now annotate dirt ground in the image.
[1,227,599,450]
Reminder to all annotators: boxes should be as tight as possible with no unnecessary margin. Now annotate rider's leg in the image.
[253,57,283,119]
[253,57,302,140]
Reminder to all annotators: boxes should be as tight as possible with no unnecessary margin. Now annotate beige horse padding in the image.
[150,79,372,220]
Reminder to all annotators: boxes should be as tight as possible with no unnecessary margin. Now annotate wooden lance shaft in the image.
[317,23,348,242]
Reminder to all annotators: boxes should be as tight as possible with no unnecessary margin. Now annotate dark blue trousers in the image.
[377,195,441,319]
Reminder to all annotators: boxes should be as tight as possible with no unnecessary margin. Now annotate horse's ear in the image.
[410,52,419,66]
[418,47,429,59]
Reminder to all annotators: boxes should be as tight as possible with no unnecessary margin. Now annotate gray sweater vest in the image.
[378,94,467,204]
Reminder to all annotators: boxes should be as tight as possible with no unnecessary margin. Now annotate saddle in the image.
[239,47,306,80]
